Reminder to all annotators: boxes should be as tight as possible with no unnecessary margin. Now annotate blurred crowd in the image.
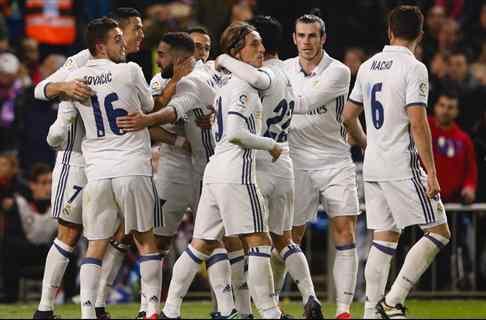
[0,0,485,303]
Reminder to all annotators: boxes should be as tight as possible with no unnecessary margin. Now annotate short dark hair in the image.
[108,7,142,27]
[249,15,282,55]
[86,17,119,56]
[220,22,257,56]
[388,5,424,41]
[29,163,51,182]
[161,32,195,56]
[188,26,211,38]
[295,11,326,36]
[449,48,470,63]
[86,17,118,56]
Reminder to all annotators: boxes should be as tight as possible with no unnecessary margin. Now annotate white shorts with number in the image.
[193,183,268,240]
[364,176,448,231]
[293,165,360,226]
[82,176,162,240]
[153,179,194,237]
[257,171,294,235]
[51,164,87,225]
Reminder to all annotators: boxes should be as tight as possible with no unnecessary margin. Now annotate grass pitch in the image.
[1,300,486,319]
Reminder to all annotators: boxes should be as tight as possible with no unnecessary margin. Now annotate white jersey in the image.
[41,49,92,168]
[150,73,192,183]
[284,52,352,170]
[256,58,295,179]
[66,59,154,181]
[349,45,429,181]
[204,74,263,184]
[182,61,218,175]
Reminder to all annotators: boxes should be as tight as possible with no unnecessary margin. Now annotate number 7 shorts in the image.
[51,163,87,225]
[82,176,162,240]
[193,182,269,240]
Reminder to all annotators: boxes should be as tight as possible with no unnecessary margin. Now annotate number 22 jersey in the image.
[349,45,429,181]
[65,59,154,181]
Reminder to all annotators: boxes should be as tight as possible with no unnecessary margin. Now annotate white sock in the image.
[207,248,235,316]
[280,244,317,305]
[140,250,168,314]
[270,248,286,301]
[38,239,73,312]
[334,244,358,315]
[163,245,208,318]
[80,258,102,319]
[386,233,449,306]
[95,242,127,308]
[139,253,163,317]
[248,246,281,319]
[363,240,397,318]
[228,250,251,316]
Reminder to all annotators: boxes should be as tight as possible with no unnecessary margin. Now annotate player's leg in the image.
[79,179,121,319]
[94,224,130,318]
[362,181,399,319]
[320,166,360,318]
[113,176,163,319]
[35,165,85,318]
[376,178,450,318]
[163,183,234,318]
[224,236,251,318]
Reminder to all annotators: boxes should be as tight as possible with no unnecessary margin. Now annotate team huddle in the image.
[31,5,450,320]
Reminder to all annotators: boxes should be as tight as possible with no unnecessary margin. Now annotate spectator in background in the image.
[472,109,486,203]
[465,2,486,61]
[14,54,65,174]
[2,163,58,303]
[19,38,41,85]
[437,18,461,54]
[0,53,29,152]
[423,5,447,64]
[343,47,366,89]
[429,92,478,204]
[446,49,485,131]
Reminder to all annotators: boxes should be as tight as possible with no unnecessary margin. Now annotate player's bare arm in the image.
[46,79,95,101]
[149,126,191,153]
[407,105,440,198]
[342,100,367,149]
[153,57,193,111]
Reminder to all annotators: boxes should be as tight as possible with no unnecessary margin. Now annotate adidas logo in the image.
[239,282,248,290]
[223,285,232,293]
[149,296,159,303]
[83,300,92,307]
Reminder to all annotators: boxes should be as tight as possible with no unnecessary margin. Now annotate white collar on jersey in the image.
[85,58,117,66]
[297,50,332,77]
[383,45,414,56]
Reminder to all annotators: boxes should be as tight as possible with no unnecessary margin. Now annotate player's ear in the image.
[416,31,424,45]
[321,33,326,46]
[292,32,297,46]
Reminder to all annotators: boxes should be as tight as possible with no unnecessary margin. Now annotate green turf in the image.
[1,300,486,319]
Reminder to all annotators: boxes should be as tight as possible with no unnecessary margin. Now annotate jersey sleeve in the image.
[130,62,154,113]
[405,62,429,108]
[46,101,78,149]
[311,64,351,106]
[349,65,365,105]
[34,49,91,101]
[168,75,215,121]
[217,54,272,91]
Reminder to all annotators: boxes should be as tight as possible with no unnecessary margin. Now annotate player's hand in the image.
[269,144,282,162]
[173,57,193,81]
[426,174,441,199]
[195,113,213,129]
[461,186,476,204]
[116,112,151,132]
[60,79,94,102]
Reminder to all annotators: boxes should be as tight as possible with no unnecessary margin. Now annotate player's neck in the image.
[299,49,323,75]
[264,53,278,61]
[389,39,416,53]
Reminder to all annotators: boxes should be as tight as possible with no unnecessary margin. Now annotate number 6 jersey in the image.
[65,59,154,181]
[349,45,429,181]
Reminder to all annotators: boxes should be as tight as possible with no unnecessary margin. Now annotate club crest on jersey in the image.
[63,58,75,70]
[239,94,248,105]
[151,81,161,92]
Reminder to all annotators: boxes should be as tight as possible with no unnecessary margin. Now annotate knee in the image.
[241,232,272,248]
[156,236,173,252]
[57,222,82,247]
[271,232,292,252]
[333,224,355,244]
[291,226,306,245]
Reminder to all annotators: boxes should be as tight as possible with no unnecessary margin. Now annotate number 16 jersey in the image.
[349,45,429,182]
[66,59,154,181]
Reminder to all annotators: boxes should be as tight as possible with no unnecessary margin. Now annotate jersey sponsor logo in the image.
[307,105,327,115]
[419,82,428,97]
